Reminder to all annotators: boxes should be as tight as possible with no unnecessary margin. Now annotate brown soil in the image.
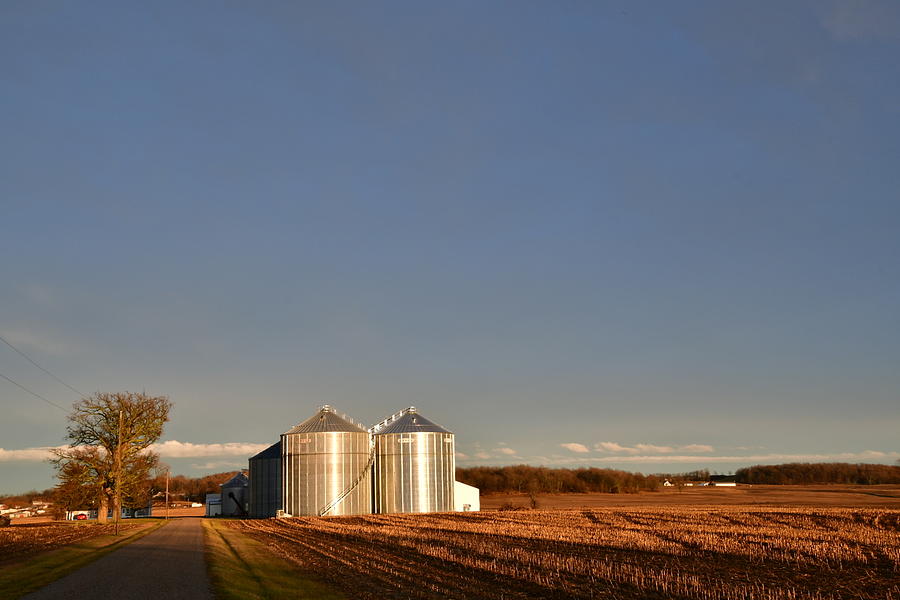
[229,506,900,600]
[0,521,142,564]
[152,505,205,517]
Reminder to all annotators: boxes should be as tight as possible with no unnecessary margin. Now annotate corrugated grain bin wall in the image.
[281,406,372,516]
[248,441,282,518]
[373,407,454,514]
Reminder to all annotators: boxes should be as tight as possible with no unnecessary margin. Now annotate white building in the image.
[454,481,480,512]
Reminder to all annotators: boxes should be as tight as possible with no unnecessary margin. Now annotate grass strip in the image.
[0,519,166,599]
[204,519,345,600]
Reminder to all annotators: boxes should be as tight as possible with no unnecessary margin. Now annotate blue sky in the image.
[2,1,899,494]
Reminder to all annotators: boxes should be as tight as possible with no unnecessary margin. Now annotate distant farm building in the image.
[709,475,738,487]
[454,481,480,511]
[205,493,221,517]
[220,472,249,516]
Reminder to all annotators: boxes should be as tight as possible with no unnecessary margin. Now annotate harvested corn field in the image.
[228,508,900,600]
[0,522,141,563]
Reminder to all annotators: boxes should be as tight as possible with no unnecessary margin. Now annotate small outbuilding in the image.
[220,472,250,517]
[205,493,221,517]
[454,481,480,512]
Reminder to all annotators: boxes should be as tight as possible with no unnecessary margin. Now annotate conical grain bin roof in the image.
[284,405,367,434]
[377,408,451,435]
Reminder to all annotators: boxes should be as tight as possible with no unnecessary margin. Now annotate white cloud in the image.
[680,444,715,453]
[0,446,61,462]
[474,451,492,460]
[150,441,270,458]
[560,443,590,453]
[0,441,271,463]
[538,450,900,466]
[190,461,245,470]
[455,452,469,460]
[495,447,517,456]
[594,442,639,454]
[594,441,716,455]
[635,444,675,454]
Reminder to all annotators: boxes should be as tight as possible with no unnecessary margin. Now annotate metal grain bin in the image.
[248,441,282,518]
[281,405,372,516]
[373,407,454,514]
[220,472,250,517]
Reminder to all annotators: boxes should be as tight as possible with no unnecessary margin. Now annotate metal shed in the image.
[248,441,282,518]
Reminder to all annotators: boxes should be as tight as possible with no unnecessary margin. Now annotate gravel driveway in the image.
[23,517,213,600]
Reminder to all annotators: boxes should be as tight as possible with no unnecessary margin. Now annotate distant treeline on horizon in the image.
[455,462,900,494]
[3,462,899,505]
[456,465,671,494]
[734,462,900,485]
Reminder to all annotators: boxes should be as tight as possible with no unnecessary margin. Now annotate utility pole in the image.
[114,409,123,536]
[165,468,169,521]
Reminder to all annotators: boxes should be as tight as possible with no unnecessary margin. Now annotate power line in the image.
[0,333,86,397]
[0,370,69,413]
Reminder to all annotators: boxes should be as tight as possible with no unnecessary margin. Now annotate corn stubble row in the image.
[0,522,139,560]
[231,507,900,600]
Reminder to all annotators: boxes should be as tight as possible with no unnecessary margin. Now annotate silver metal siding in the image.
[374,431,455,514]
[248,456,281,517]
[281,430,372,516]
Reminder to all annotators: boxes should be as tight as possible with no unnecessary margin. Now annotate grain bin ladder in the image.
[317,439,375,517]
[316,407,413,517]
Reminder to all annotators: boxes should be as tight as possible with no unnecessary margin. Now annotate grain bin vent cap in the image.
[376,409,452,435]
[284,405,368,434]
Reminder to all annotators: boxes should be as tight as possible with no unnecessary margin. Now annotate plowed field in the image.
[228,507,900,600]
[0,522,141,564]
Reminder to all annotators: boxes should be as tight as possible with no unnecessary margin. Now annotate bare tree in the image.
[51,392,172,524]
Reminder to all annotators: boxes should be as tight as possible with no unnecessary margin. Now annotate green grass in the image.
[204,519,345,600]
[0,519,166,599]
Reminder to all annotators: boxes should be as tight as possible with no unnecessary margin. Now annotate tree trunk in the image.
[114,409,123,534]
[98,493,108,524]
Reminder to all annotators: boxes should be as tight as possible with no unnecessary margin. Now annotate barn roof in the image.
[220,472,249,489]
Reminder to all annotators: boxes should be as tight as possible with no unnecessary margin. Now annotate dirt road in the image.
[23,517,212,600]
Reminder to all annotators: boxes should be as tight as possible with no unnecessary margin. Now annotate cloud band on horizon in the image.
[0,441,271,462]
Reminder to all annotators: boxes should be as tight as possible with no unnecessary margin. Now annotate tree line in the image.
[735,463,900,485]
[455,465,664,494]
[456,463,900,495]
[0,489,54,507]
[148,471,240,503]
[0,470,240,512]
